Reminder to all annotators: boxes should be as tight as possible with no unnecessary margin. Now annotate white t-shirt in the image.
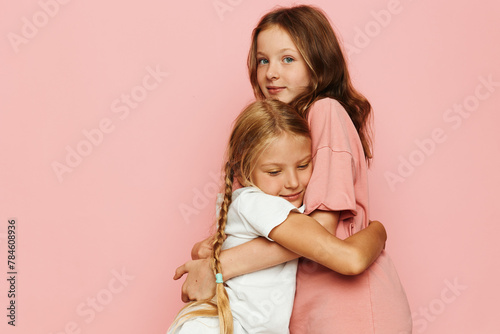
[223,187,304,334]
[169,187,304,334]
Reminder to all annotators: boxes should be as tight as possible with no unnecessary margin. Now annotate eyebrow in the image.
[256,48,299,55]
[278,48,298,53]
[259,155,312,168]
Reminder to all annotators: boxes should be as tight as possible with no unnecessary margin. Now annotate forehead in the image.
[257,25,298,51]
[256,133,311,163]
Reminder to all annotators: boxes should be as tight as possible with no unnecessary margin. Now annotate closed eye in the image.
[298,162,310,169]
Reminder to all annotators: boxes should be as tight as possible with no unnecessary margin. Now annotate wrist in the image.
[219,250,236,280]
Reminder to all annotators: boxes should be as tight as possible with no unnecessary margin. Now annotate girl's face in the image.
[256,26,311,104]
[250,132,312,208]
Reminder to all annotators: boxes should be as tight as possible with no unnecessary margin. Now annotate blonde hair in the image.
[169,100,310,334]
[248,5,374,164]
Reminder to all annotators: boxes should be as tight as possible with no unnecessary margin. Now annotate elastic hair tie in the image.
[215,273,223,284]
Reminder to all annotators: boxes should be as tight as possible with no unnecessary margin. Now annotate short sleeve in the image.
[233,188,303,241]
[304,98,361,216]
[305,149,357,215]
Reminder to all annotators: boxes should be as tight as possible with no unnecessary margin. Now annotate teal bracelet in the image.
[215,273,223,284]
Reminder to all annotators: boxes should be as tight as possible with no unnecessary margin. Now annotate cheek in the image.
[257,84,265,94]
[299,71,311,88]
[302,169,313,186]
[294,66,312,88]
[261,178,280,194]
[256,68,264,82]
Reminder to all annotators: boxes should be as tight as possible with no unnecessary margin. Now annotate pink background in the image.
[1,0,499,333]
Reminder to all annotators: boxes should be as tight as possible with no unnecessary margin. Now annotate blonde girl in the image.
[169,100,386,334]
[179,5,412,334]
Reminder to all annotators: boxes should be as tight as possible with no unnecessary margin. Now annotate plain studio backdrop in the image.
[1,0,499,333]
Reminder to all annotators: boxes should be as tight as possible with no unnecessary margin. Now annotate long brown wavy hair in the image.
[248,5,373,163]
[169,100,310,334]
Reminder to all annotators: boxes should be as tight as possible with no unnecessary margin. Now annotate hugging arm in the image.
[175,211,336,302]
[175,230,301,302]
[175,211,385,301]
[220,209,339,279]
[186,210,338,281]
[268,212,386,275]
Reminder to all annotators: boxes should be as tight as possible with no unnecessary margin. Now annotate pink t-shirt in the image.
[289,98,412,333]
[303,98,368,239]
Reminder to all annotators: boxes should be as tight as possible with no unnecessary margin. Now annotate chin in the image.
[276,95,291,104]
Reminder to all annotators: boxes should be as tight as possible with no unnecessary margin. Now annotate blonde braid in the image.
[211,161,234,334]
[168,162,235,334]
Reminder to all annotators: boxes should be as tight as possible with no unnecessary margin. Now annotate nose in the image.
[285,170,299,190]
[266,62,279,80]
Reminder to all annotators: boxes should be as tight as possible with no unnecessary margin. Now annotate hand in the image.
[174,258,216,302]
[191,236,214,260]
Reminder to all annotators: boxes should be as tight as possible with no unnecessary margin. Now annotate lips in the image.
[267,86,285,95]
[280,190,303,202]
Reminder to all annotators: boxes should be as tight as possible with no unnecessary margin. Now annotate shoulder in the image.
[307,98,358,151]
[232,187,277,210]
[233,186,265,202]
[229,187,303,239]
[313,97,344,109]
[233,187,303,214]
[308,98,347,118]
[307,98,353,133]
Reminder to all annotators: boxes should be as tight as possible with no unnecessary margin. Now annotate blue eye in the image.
[258,58,269,65]
[283,57,294,64]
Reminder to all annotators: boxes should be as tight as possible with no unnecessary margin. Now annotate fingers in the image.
[173,264,187,280]
[174,258,216,303]
[191,240,203,260]
[181,283,190,303]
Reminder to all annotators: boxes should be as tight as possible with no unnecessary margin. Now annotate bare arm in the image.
[269,212,386,275]
[221,209,338,279]
[188,210,338,280]
[176,210,338,301]
[176,211,384,301]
